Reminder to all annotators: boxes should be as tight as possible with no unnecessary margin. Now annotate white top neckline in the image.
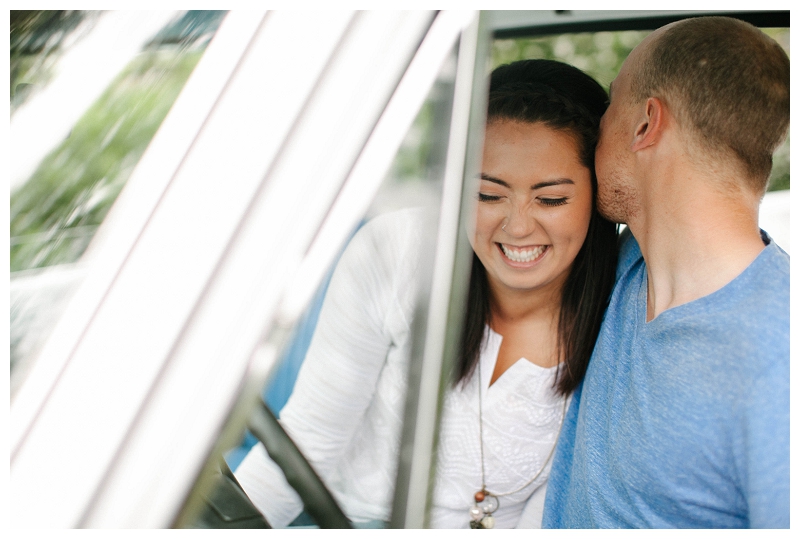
[482,327,559,391]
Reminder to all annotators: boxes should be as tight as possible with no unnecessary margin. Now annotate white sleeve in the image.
[235,212,413,527]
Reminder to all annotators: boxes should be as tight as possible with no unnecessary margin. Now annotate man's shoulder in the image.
[756,235,790,280]
[725,240,790,346]
[722,239,789,317]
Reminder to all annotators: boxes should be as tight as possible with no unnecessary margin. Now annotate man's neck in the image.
[627,175,765,322]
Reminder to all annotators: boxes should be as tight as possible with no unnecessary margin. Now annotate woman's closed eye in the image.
[478,193,503,202]
[538,197,569,207]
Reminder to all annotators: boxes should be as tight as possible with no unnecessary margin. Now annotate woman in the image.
[235,59,618,528]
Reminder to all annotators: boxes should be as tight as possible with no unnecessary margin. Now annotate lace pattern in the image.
[430,327,567,528]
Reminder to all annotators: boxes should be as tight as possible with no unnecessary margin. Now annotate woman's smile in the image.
[497,243,548,265]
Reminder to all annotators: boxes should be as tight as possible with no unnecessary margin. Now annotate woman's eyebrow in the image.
[532,178,574,190]
[481,174,574,190]
[480,173,510,188]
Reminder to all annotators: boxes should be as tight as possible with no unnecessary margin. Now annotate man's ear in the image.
[630,97,664,152]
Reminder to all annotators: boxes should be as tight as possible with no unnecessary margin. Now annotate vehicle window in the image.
[188,45,459,530]
[10,10,226,392]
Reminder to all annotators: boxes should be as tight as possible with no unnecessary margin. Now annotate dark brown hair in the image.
[456,59,618,396]
[632,16,789,190]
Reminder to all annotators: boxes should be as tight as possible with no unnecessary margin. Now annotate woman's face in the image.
[471,120,593,298]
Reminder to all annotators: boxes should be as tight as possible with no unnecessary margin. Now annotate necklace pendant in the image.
[479,492,499,514]
[469,503,484,528]
[470,489,499,529]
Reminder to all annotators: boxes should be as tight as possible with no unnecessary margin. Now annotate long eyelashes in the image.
[477,193,569,207]
[539,197,568,207]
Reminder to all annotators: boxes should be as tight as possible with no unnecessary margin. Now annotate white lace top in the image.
[432,327,568,528]
[235,208,569,528]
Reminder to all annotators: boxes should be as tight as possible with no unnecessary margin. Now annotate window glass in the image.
[193,47,459,530]
[10,10,226,389]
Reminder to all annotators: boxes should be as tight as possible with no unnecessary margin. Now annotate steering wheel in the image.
[188,401,352,529]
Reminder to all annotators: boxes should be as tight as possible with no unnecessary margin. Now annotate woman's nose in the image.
[502,203,536,237]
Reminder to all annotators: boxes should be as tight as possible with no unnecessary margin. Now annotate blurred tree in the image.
[10,50,204,271]
[10,10,96,111]
[10,11,226,272]
[145,10,226,49]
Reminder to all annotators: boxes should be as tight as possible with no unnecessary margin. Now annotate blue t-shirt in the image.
[543,229,789,528]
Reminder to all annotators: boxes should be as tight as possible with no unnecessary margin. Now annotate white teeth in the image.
[500,244,546,263]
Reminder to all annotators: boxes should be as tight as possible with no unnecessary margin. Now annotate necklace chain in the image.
[476,361,568,498]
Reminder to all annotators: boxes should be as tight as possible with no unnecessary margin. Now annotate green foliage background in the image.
[10,11,224,273]
[10,50,203,271]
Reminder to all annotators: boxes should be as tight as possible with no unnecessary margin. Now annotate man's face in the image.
[595,58,639,224]
[595,33,659,224]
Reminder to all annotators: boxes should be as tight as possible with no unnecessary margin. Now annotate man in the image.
[542,16,789,528]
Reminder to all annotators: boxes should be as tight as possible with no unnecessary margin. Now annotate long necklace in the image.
[469,361,568,529]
